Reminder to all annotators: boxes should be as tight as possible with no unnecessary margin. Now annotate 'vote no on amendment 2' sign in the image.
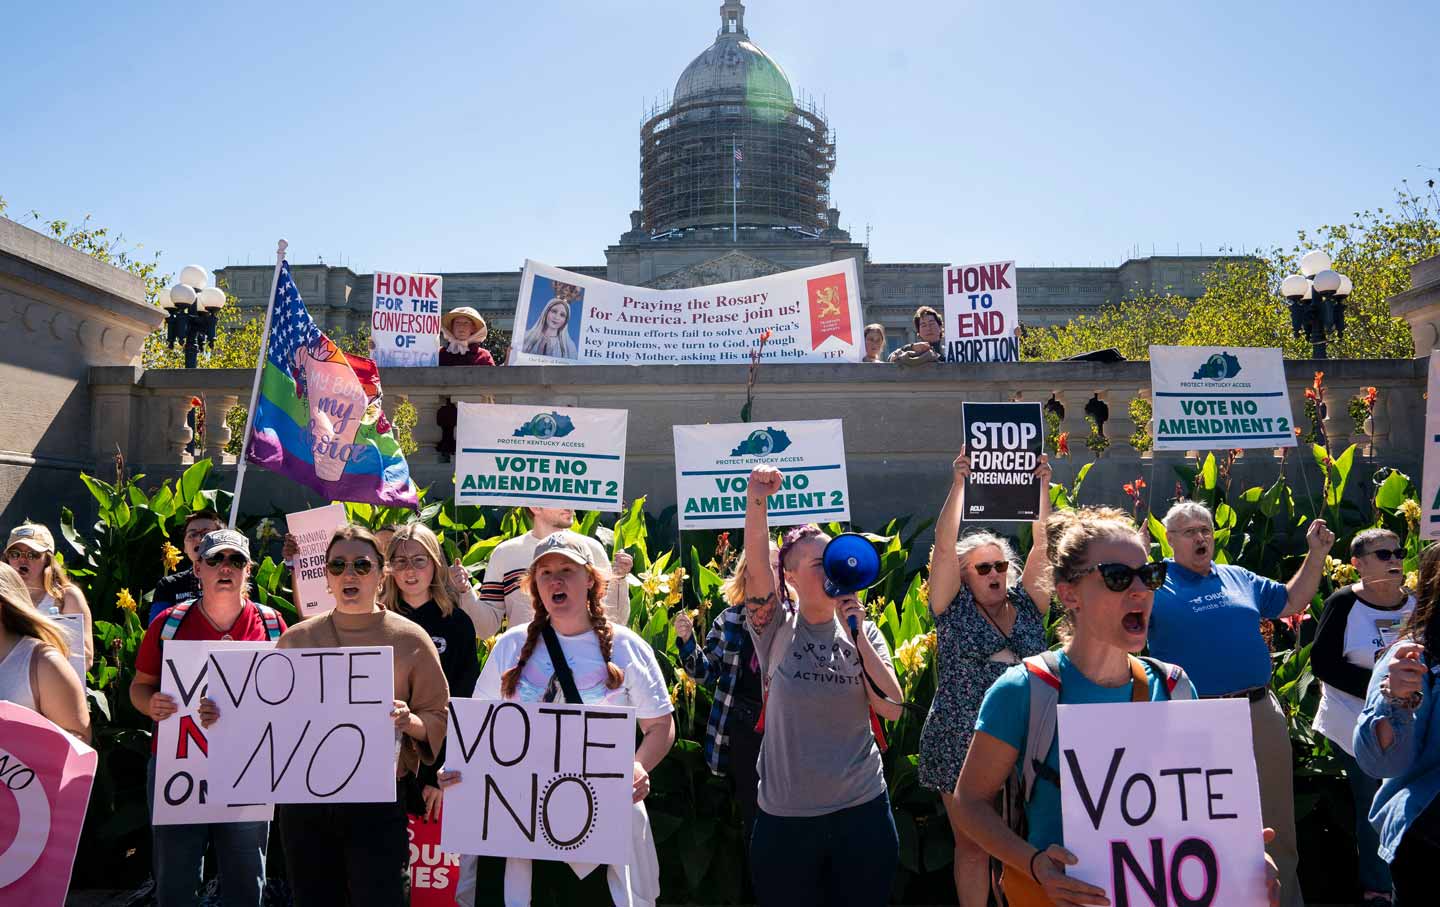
[673,420,850,530]
[1150,346,1298,452]
[454,403,628,512]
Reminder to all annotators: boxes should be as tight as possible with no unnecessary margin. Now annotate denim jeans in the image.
[1337,746,1394,895]
[750,791,899,907]
[146,759,268,907]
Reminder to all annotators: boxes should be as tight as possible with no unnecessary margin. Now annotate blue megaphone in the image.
[823,534,881,638]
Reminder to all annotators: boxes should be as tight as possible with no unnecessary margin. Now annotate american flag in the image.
[266,261,323,376]
[734,146,743,162]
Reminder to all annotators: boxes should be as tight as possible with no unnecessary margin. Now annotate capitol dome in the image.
[673,30,794,109]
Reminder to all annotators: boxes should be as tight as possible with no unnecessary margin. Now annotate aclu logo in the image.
[1191,352,1242,381]
[513,412,576,440]
[731,427,793,457]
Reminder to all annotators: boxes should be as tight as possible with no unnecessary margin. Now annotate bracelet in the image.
[1029,849,1045,882]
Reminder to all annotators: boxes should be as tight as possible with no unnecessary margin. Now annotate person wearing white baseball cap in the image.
[5,522,91,670]
[444,530,675,907]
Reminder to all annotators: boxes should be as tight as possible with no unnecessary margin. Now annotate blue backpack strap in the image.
[254,602,283,641]
[159,599,196,641]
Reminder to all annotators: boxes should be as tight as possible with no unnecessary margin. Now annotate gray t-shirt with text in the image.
[751,611,892,817]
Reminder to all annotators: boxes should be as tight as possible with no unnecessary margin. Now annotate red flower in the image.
[759,329,773,343]
[1135,477,1147,490]
[1294,427,1303,438]
[1363,386,1378,408]
[1056,432,1071,457]
[1313,371,1325,391]
[1304,387,1319,402]
[190,396,203,408]
[1123,483,1136,496]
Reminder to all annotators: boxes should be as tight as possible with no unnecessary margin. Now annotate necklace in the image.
[197,600,242,640]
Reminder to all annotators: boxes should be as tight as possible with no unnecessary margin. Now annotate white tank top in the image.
[0,637,41,711]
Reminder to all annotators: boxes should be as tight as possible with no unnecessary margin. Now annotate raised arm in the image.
[1020,455,1053,613]
[927,449,969,617]
[743,466,783,634]
[1281,518,1335,617]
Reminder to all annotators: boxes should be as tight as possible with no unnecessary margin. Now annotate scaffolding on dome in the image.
[639,92,835,236]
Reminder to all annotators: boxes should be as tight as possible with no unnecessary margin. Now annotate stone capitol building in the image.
[217,1,1239,349]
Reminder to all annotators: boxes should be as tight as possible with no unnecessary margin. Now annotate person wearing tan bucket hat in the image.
[439,305,495,367]
[5,522,92,670]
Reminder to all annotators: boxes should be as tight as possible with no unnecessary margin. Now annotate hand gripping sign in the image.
[1058,699,1269,907]
[0,702,98,907]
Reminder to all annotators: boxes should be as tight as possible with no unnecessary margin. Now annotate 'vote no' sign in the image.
[0,702,97,907]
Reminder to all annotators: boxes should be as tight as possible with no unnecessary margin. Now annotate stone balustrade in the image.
[89,358,1429,526]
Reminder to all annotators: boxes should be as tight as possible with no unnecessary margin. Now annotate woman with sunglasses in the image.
[265,525,449,906]
[1313,528,1415,906]
[1355,545,1440,906]
[919,447,1052,907]
[131,529,284,906]
[741,466,904,907]
[953,507,1271,907]
[6,523,92,671]
[380,523,479,824]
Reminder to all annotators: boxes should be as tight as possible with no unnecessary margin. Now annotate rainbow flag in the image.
[245,261,419,508]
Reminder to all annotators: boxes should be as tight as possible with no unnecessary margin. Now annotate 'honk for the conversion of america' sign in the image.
[673,420,850,530]
[1149,346,1297,451]
[454,403,627,512]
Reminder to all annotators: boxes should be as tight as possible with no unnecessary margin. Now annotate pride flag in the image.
[245,261,419,508]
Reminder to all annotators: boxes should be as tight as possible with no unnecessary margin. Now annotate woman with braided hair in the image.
[444,530,675,907]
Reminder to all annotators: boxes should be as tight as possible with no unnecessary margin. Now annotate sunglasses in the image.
[972,561,1010,576]
[389,555,430,572]
[1364,548,1406,562]
[5,548,43,561]
[327,557,378,577]
[203,553,248,569]
[1071,561,1168,592]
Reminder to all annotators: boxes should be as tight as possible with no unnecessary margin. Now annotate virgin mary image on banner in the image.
[520,279,582,359]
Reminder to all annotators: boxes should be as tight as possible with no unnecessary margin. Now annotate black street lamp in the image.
[160,265,227,368]
[1281,250,1351,359]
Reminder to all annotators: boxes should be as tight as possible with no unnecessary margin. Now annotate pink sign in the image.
[408,805,460,907]
[0,702,97,907]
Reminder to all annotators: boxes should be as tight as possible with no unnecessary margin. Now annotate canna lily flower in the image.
[1405,571,1419,591]
[116,588,138,614]
[1056,432,1071,457]
[1325,556,1359,585]
[161,541,183,574]
[1400,499,1422,524]
[759,329,773,343]
[1313,371,1325,392]
[1123,483,1136,496]
[894,637,927,674]
[638,570,667,597]
[1363,386,1378,408]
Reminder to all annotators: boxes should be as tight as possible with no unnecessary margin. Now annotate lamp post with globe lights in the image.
[1280,250,1351,359]
[160,265,227,368]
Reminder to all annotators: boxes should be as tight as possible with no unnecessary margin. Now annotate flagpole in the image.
[228,239,288,528]
[731,135,738,244]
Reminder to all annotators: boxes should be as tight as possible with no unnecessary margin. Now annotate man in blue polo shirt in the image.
[1149,500,1332,907]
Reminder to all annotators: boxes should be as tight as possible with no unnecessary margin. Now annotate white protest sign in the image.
[454,403,627,512]
[1058,699,1267,907]
[942,260,1020,363]
[508,259,862,365]
[285,503,347,617]
[208,647,397,805]
[152,641,274,825]
[372,271,442,367]
[1423,354,1440,539]
[673,420,850,530]
[51,613,86,686]
[440,698,636,867]
[1150,346,1298,451]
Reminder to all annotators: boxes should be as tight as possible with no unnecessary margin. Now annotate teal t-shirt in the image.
[974,651,1197,851]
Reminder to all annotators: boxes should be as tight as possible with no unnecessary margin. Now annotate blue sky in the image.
[3,0,1436,283]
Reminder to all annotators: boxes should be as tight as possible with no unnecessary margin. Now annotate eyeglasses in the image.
[185,527,217,540]
[1071,561,1168,592]
[327,557,377,577]
[1175,526,1213,539]
[972,561,1010,576]
[1363,548,1406,562]
[5,548,43,561]
[203,553,248,569]
[389,555,431,572]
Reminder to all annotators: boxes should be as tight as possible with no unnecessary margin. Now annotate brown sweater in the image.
[278,607,449,777]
